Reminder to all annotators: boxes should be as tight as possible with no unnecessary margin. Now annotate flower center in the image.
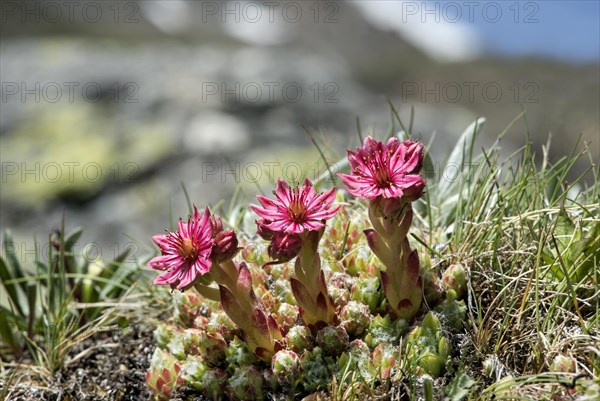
[373,160,393,188]
[179,237,198,259]
[362,149,395,189]
[288,199,308,222]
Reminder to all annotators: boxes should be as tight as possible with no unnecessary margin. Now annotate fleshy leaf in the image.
[219,285,246,328]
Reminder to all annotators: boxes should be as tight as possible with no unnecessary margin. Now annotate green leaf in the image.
[26,281,37,336]
[64,228,83,252]
[571,221,600,282]
[0,307,21,355]
[0,256,25,317]
[547,220,600,282]
[421,144,436,182]
[98,265,136,300]
[3,230,27,292]
[64,227,83,275]
[438,118,486,199]
[446,370,476,401]
[113,247,132,265]
[315,156,348,188]
[553,207,575,250]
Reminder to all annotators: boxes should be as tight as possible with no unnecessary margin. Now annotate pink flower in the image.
[251,178,340,234]
[149,206,214,290]
[338,136,425,200]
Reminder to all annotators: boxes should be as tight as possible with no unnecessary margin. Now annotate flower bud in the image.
[401,178,425,202]
[211,230,239,263]
[341,301,371,337]
[268,232,304,262]
[410,141,425,171]
[370,196,407,218]
[256,219,276,240]
[209,214,224,235]
[316,326,350,357]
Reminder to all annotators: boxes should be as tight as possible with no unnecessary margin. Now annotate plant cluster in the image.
[0,220,138,375]
[1,112,597,400]
[145,136,469,400]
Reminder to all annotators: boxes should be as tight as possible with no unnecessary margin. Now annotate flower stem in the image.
[291,229,336,329]
[367,202,422,320]
[193,282,221,302]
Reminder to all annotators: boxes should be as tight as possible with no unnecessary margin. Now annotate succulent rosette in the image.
[146,348,184,400]
[271,349,300,386]
[406,312,450,377]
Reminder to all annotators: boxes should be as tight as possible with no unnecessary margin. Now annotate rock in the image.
[183,113,250,155]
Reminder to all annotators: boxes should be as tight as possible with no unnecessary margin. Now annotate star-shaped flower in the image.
[251,178,340,234]
[338,136,425,200]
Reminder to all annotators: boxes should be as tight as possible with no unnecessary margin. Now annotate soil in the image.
[2,324,154,401]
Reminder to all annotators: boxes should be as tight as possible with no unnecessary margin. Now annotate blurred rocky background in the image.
[1,0,598,262]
